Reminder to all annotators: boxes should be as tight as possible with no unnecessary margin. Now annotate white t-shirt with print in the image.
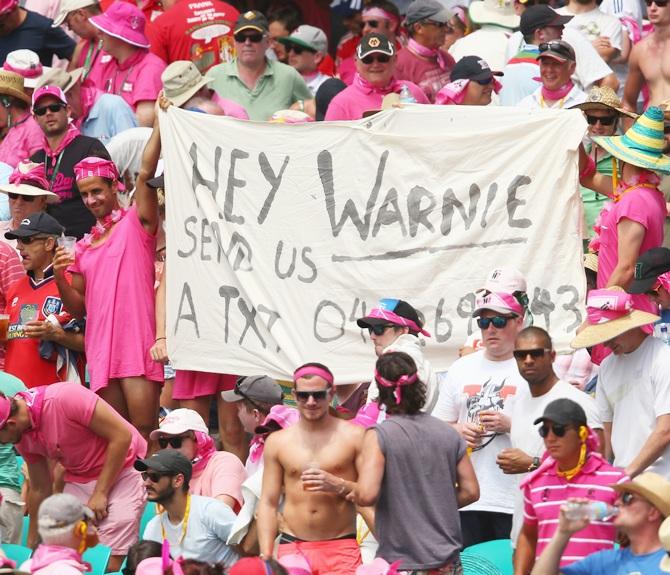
[433,350,527,514]
[557,6,624,51]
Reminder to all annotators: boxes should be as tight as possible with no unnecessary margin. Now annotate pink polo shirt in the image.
[522,454,627,566]
[16,382,147,484]
[87,48,166,110]
[324,74,428,121]
[0,114,43,168]
[190,451,246,512]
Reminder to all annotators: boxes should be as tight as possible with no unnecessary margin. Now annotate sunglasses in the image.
[288,45,316,55]
[141,471,165,483]
[295,390,329,402]
[474,76,493,85]
[17,236,50,245]
[364,19,381,28]
[645,0,668,6]
[234,32,264,43]
[513,348,551,360]
[423,20,448,27]
[157,434,190,449]
[586,115,617,126]
[33,103,66,116]
[539,422,572,438]
[367,324,395,336]
[538,41,573,59]
[361,54,391,65]
[621,492,637,505]
[8,193,36,202]
[477,315,514,330]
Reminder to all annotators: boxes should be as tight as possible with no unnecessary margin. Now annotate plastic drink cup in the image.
[0,314,9,343]
[57,235,76,262]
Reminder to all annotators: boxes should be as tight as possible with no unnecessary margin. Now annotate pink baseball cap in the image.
[32,85,67,108]
[90,1,150,48]
[0,0,18,16]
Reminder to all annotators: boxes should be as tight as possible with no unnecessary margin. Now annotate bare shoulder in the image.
[264,426,295,454]
[336,418,365,442]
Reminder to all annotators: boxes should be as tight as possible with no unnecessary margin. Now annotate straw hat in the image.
[593,106,670,174]
[35,67,84,93]
[0,70,30,104]
[572,86,638,119]
[583,252,598,274]
[161,61,212,108]
[570,287,659,349]
[468,0,519,30]
[660,516,670,572]
[612,472,670,517]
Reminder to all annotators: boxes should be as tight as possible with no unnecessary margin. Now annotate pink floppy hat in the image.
[90,1,150,48]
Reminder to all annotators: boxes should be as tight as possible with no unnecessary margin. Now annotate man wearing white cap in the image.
[433,277,527,547]
[571,288,670,480]
[279,25,331,96]
[86,1,166,126]
[2,49,51,92]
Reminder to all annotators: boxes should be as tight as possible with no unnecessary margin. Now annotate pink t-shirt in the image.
[87,49,166,110]
[395,47,454,104]
[523,454,627,566]
[69,207,163,391]
[16,382,147,483]
[210,93,249,120]
[190,451,246,511]
[324,76,429,121]
[0,114,44,168]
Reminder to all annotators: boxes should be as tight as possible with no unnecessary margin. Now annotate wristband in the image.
[155,337,166,342]
[579,155,596,180]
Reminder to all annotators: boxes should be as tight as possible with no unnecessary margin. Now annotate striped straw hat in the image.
[593,106,670,174]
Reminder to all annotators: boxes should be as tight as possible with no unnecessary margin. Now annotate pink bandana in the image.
[30,545,89,573]
[374,370,418,404]
[363,307,431,337]
[191,431,216,477]
[474,291,524,316]
[657,272,670,293]
[73,156,121,183]
[9,161,50,190]
[249,405,300,463]
[435,77,503,105]
[0,0,18,15]
[585,289,634,324]
[354,73,404,96]
[362,6,399,24]
[407,38,449,71]
[540,80,573,102]
[293,366,334,385]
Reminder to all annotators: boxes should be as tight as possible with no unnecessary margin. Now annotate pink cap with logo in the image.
[472,291,524,317]
[32,85,67,108]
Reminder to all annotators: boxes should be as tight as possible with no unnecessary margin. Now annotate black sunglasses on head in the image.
[33,103,66,116]
[513,348,551,360]
[586,115,617,126]
[8,193,36,202]
[157,434,190,449]
[538,41,572,59]
[295,390,329,402]
[234,377,265,411]
[234,32,264,43]
[539,422,573,438]
[361,54,391,65]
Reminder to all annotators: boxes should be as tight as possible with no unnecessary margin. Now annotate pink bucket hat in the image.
[90,1,150,48]
[0,0,18,15]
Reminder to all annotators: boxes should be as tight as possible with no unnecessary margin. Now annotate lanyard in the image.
[82,39,103,80]
[48,151,65,191]
[160,494,191,545]
[105,64,135,95]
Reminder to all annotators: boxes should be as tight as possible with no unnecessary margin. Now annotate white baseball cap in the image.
[483,267,527,293]
[52,0,97,27]
[149,408,208,440]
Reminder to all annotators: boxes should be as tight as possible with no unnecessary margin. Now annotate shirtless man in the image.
[622,0,670,114]
[257,362,365,574]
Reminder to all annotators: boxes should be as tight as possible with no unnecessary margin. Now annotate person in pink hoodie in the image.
[21,493,99,575]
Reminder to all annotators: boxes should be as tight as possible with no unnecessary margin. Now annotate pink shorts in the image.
[278,537,362,575]
[64,466,146,555]
[172,370,237,400]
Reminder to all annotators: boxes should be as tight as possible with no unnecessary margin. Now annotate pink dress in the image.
[69,207,163,391]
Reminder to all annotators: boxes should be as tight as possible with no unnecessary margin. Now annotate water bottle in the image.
[399,84,416,104]
[563,500,619,521]
[661,324,670,345]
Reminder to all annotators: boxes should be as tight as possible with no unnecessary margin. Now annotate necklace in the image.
[539,93,566,109]
[160,494,191,546]
[82,208,128,247]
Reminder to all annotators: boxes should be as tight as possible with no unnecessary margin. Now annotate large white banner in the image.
[161,105,587,383]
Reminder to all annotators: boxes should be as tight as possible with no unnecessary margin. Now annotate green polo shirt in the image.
[209,58,312,121]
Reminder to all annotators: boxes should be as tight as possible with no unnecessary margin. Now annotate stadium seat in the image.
[83,544,112,575]
[462,539,513,575]
[1,543,31,567]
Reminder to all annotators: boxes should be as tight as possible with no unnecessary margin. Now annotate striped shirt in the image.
[521,454,627,567]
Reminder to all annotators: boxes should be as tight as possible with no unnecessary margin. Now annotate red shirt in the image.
[147,0,239,73]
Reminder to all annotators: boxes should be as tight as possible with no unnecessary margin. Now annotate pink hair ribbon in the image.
[374,370,418,404]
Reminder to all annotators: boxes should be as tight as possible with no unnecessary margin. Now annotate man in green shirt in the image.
[208,10,312,121]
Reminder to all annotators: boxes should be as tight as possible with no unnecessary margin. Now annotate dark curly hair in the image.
[375,351,426,415]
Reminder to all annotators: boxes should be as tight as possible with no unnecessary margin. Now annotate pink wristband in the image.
[580,155,596,180]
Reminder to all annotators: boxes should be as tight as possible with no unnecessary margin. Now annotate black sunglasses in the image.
[141,470,165,483]
[364,19,380,28]
[477,316,513,330]
[8,193,36,202]
[33,103,66,116]
[474,76,493,86]
[234,32,264,43]
[538,41,572,58]
[17,236,50,245]
[586,115,617,126]
[367,324,395,336]
[288,44,316,55]
[295,390,329,402]
[423,20,447,27]
[361,54,391,65]
[513,348,551,360]
[539,422,572,438]
[645,0,668,6]
[157,434,190,449]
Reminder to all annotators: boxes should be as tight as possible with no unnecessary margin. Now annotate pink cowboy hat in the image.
[90,1,150,48]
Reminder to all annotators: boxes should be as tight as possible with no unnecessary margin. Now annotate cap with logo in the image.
[405,0,452,25]
[450,55,503,82]
[278,25,328,54]
[234,10,269,34]
[520,5,572,37]
[356,33,395,59]
[533,398,587,426]
[221,375,283,405]
[5,212,65,240]
[32,85,68,108]
[628,248,670,294]
[134,449,193,483]
[89,1,150,49]
[537,39,576,63]
[148,408,208,440]
[483,267,527,293]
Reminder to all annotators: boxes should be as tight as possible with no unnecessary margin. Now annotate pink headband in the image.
[362,7,399,23]
[374,370,417,405]
[293,366,334,385]
[585,289,633,324]
[474,291,524,316]
[364,308,431,337]
[73,157,121,183]
[9,161,49,190]
[0,395,10,429]
[3,59,42,78]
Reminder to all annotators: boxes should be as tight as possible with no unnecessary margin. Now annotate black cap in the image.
[405,0,452,25]
[5,211,64,239]
[356,33,395,59]
[450,55,503,82]
[134,449,193,483]
[538,39,576,62]
[533,398,587,426]
[315,78,347,121]
[234,10,268,34]
[520,5,572,37]
[147,174,164,190]
[356,298,429,336]
[221,375,283,405]
[629,248,670,294]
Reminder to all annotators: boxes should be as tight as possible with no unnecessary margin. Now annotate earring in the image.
[579,426,588,441]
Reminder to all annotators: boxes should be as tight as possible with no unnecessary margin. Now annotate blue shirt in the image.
[0,162,12,221]
[81,93,138,145]
[562,547,666,575]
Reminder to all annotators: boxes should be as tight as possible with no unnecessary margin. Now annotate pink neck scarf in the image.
[191,431,216,477]
[374,370,418,404]
[585,289,633,325]
[30,545,89,573]
[44,123,80,158]
[541,80,573,102]
[407,38,449,71]
[17,388,45,430]
[354,73,403,96]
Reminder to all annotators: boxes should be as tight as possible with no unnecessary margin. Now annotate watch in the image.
[528,457,541,471]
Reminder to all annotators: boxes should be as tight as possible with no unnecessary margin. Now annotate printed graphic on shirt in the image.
[42,296,63,317]
[464,377,517,437]
[8,303,39,339]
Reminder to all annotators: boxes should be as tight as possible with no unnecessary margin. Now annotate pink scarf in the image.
[76,81,102,129]
[540,80,574,102]
[354,73,403,96]
[435,77,503,106]
[407,38,449,71]
[30,545,90,573]
[43,123,80,161]
[191,431,216,477]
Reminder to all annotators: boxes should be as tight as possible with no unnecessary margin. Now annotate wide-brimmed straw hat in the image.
[468,0,519,29]
[583,252,598,274]
[593,106,670,174]
[35,67,84,93]
[572,86,638,119]
[570,287,659,349]
[660,515,670,572]
[612,472,670,518]
[0,70,30,104]
[90,1,150,48]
